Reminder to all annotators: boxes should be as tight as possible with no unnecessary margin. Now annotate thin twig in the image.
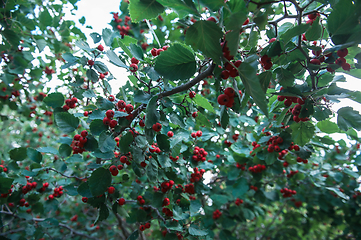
[46,168,86,180]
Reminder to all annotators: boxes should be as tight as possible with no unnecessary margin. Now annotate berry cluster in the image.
[0,164,8,173]
[113,13,131,37]
[293,200,303,208]
[190,167,205,183]
[150,46,168,57]
[109,165,119,176]
[139,222,151,231]
[184,183,195,194]
[352,191,361,199]
[236,162,246,170]
[235,198,244,206]
[160,180,174,193]
[130,57,139,73]
[191,130,202,138]
[48,186,64,200]
[266,135,284,153]
[250,185,258,191]
[149,143,161,153]
[260,54,272,70]
[44,66,55,75]
[103,110,118,128]
[162,197,170,206]
[287,170,299,178]
[162,207,173,217]
[120,155,131,165]
[280,188,297,198]
[296,157,308,164]
[217,87,236,107]
[306,12,320,25]
[62,97,78,111]
[221,41,234,61]
[248,164,266,173]
[191,146,208,162]
[38,182,49,193]
[152,122,162,132]
[20,181,37,195]
[169,155,179,162]
[137,195,145,205]
[71,130,88,154]
[117,100,134,116]
[212,209,222,220]
[221,60,242,79]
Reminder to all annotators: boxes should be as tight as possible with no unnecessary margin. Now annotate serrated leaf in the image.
[75,39,91,51]
[0,177,14,194]
[9,147,27,161]
[189,224,208,236]
[129,0,165,22]
[173,205,189,221]
[146,158,158,182]
[157,0,198,18]
[220,105,229,129]
[37,147,58,155]
[156,134,170,151]
[27,148,42,163]
[281,23,310,45]
[55,112,79,133]
[337,107,361,131]
[145,96,160,128]
[274,67,295,87]
[232,178,248,198]
[193,94,215,113]
[317,120,340,134]
[106,50,128,68]
[88,168,112,197]
[127,230,139,240]
[185,20,223,64]
[290,121,315,146]
[305,18,322,41]
[99,131,116,153]
[59,144,72,158]
[154,43,196,80]
[95,204,109,224]
[238,63,268,117]
[43,92,64,108]
[90,119,108,136]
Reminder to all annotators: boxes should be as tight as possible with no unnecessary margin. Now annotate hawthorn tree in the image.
[1,0,361,239]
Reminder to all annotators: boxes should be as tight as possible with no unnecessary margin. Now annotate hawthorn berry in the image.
[192,112,198,118]
[189,91,196,98]
[81,130,88,137]
[82,197,88,203]
[131,57,139,64]
[337,48,348,58]
[87,60,94,66]
[97,44,104,51]
[217,94,230,105]
[152,123,162,132]
[117,100,126,109]
[118,197,125,205]
[167,131,174,137]
[224,87,235,98]
[125,104,134,113]
[129,63,138,72]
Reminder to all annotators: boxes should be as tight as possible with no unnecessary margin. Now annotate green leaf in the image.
[199,0,224,12]
[129,43,144,60]
[156,134,170,152]
[90,119,108,136]
[145,96,160,128]
[220,105,229,129]
[290,121,315,146]
[90,32,101,44]
[273,67,295,87]
[119,132,134,153]
[43,93,64,109]
[86,69,98,82]
[327,0,361,36]
[75,40,91,51]
[189,224,208,236]
[337,107,361,131]
[55,112,79,133]
[158,154,172,168]
[98,131,116,153]
[305,18,322,41]
[146,158,158,182]
[238,63,268,117]
[154,43,196,81]
[173,205,189,221]
[37,147,58,155]
[317,120,340,134]
[102,28,115,47]
[185,20,223,64]
[134,90,151,104]
[35,39,47,52]
[9,147,27,161]
[127,230,139,240]
[129,0,165,22]
[193,94,215,113]
[2,29,20,46]
[27,148,42,163]
[281,23,310,45]
[94,61,109,73]
[157,0,198,18]
[59,144,72,158]
[95,204,109,224]
[190,200,202,216]
[88,167,112,197]
[39,8,52,28]
[106,50,128,68]
[0,177,14,194]
[232,178,248,198]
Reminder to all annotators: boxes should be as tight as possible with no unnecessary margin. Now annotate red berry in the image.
[224,87,235,98]
[108,95,115,101]
[88,60,94,66]
[310,59,320,65]
[97,44,104,51]
[217,94,230,105]
[337,48,348,58]
[129,63,138,72]
[117,100,126,109]
[152,123,162,132]
[106,110,115,118]
[108,186,115,194]
[125,104,134,113]
[189,91,196,98]
[131,57,139,64]
[118,198,125,205]
[167,131,174,137]
[82,197,88,203]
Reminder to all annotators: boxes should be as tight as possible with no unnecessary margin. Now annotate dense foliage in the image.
[1,0,361,239]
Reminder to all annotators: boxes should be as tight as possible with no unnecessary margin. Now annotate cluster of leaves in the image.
[1,0,361,239]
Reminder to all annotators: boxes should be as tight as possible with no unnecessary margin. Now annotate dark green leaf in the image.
[95,204,109,224]
[238,63,268,117]
[88,167,112,197]
[281,24,310,45]
[189,224,208,236]
[55,112,79,133]
[0,177,14,194]
[173,205,189,221]
[90,119,108,136]
[94,61,109,73]
[9,147,27,161]
[290,121,315,146]
[337,107,361,131]
[305,18,322,41]
[220,105,229,129]
[27,148,42,163]
[98,131,116,153]
[185,20,223,64]
[145,96,160,128]
[43,93,64,109]
[156,134,170,152]
[59,144,72,158]
[157,0,198,18]
[119,132,134,153]
[129,43,144,60]
[37,147,58,155]
[232,178,248,198]
[274,67,295,87]
[146,158,158,182]
[75,39,91,51]
[86,69,98,82]
[134,90,151,104]
[129,0,165,22]
[155,43,196,80]
[127,230,139,240]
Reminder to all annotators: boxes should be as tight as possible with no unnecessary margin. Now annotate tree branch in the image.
[259,203,286,240]
[46,168,86,180]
